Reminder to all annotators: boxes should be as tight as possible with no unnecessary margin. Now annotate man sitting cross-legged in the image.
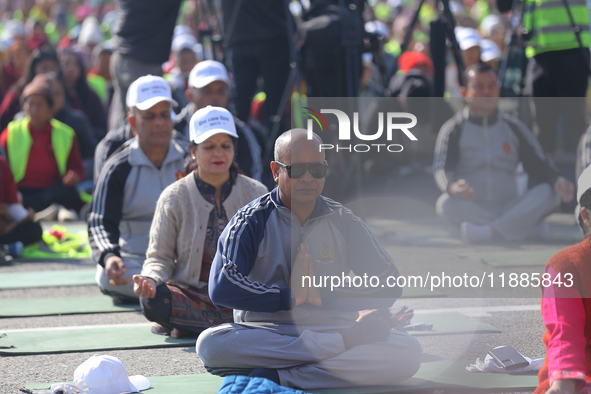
[196,129,422,389]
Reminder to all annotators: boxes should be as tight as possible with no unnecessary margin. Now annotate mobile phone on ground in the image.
[488,346,529,370]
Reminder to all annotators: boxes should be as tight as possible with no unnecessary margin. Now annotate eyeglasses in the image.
[275,161,329,179]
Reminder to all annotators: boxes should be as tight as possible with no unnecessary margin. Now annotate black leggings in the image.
[0,220,43,246]
[20,183,82,212]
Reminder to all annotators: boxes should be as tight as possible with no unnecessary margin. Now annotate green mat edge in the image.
[0,296,141,318]
[27,361,539,394]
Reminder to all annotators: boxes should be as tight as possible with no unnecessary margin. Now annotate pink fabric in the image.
[543,266,587,391]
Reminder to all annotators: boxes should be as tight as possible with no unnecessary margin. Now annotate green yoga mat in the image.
[27,361,538,394]
[2,312,498,355]
[459,249,559,267]
[0,296,141,317]
[0,324,195,355]
[408,311,500,336]
[315,361,539,393]
[400,287,446,298]
[0,268,96,289]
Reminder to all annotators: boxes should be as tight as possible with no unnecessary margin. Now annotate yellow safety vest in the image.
[523,0,590,57]
[6,117,75,184]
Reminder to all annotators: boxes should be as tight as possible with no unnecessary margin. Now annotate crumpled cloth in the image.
[467,350,544,373]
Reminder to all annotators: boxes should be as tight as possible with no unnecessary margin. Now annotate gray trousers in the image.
[436,183,560,241]
[109,51,163,130]
[196,323,422,389]
[95,254,143,300]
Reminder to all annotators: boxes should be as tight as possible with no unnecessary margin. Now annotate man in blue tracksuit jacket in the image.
[197,129,422,389]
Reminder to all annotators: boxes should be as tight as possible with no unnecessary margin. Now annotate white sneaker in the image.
[34,203,59,221]
[460,222,493,244]
[57,206,79,222]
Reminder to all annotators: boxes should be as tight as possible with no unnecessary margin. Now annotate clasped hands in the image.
[290,243,322,307]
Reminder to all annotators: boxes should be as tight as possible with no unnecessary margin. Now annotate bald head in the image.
[274,128,324,163]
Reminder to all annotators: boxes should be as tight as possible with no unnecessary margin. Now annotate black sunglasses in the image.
[275,161,329,179]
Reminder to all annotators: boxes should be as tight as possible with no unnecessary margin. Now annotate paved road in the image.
[0,170,576,393]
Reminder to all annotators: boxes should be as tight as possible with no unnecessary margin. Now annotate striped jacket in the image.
[88,136,186,267]
[433,107,560,209]
[209,188,401,325]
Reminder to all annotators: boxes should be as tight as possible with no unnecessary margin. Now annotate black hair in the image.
[60,49,95,112]
[187,136,243,184]
[11,49,60,96]
[464,62,498,87]
[578,188,591,233]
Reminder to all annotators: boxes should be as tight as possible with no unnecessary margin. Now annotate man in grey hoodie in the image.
[433,63,574,243]
[89,75,186,304]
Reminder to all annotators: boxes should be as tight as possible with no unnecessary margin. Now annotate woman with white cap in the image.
[133,106,267,338]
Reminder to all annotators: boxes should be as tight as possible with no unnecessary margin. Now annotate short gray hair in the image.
[273,129,323,163]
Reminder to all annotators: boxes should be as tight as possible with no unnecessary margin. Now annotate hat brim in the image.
[192,128,238,144]
[129,375,151,392]
[135,97,179,111]
[190,75,230,89]
[459,39,480,50]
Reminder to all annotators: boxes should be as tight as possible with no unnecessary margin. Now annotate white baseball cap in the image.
[126,75,178,110]
[188,60,230,89]
[365,20,390,40]
[171,33,197,54]
[74,354,150,394]
[480,39,501,62]
[578,165,591,203]
[455,27,481,50]
[189,105,238,144]
[480,14,503,37]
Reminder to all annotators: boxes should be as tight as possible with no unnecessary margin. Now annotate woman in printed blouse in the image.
[535,164,591,394]
[133,106,267,338]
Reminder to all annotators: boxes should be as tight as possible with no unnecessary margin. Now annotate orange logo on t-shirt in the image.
[176,170,186,180]
[502,142,511,154]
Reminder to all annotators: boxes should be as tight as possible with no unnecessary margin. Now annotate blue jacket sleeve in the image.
[209,200,293,312]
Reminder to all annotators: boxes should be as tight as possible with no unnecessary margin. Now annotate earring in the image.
[192,156,196,160]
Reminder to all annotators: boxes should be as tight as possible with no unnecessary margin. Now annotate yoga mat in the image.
[0,268,96,289]
[0,324,195,355]
[28,375,225,394]
[459,249,559,267]
[401,287,446,298]
[0,296,141,317]
[2,312,498,355]
[316,361,539,393]
[27,361,538,394]
[408,312,500,336]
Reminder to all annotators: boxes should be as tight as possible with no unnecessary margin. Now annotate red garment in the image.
[0,89,21,131]
[3,63,21,92]
[0,155,19,204]
[0,121,85,189]
[535,238,591,394]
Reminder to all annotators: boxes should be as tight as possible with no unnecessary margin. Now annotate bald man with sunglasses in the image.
[197,129,422,390]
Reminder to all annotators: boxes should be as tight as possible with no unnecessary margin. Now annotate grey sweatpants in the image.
[436,183,560,241]
[196,323,422,389]
[95,254,143,300]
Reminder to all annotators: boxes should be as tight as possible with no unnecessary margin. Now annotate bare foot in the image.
[171,328,191,338]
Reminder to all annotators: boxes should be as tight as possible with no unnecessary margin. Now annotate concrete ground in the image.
[0,168,578,394]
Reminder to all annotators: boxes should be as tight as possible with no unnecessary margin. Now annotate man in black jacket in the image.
[109,0,183,130]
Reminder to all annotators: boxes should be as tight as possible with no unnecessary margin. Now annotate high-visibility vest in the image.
[522,0,590,57]
[6,117,75,184]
